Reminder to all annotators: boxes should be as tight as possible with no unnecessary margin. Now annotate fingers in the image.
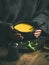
[17,33,24,39]
[34,30,42,38]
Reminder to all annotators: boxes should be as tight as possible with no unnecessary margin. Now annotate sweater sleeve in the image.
[33,14,49,35]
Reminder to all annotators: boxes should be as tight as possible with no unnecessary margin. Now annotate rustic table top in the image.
[0,50,49,65]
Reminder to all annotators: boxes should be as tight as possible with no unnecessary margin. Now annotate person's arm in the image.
[32,0,49,37]
[33,14,49,36]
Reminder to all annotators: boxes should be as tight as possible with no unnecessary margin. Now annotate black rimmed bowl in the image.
[10,21,39,41]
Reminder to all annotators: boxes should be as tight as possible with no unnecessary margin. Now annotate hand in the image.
[34,29,42,38]
[16,33,24,39]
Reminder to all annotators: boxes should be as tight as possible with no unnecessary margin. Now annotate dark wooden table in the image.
[0,50,49,65]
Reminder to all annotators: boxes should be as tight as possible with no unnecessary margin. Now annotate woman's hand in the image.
[34,29,42,38]
[16,33,24,40]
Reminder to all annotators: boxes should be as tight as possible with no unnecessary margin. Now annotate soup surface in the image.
[14,23,34,32]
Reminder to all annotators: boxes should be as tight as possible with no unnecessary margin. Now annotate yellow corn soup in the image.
[14,23,34,32]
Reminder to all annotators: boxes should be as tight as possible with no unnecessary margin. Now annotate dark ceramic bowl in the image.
[10,21,39,41]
